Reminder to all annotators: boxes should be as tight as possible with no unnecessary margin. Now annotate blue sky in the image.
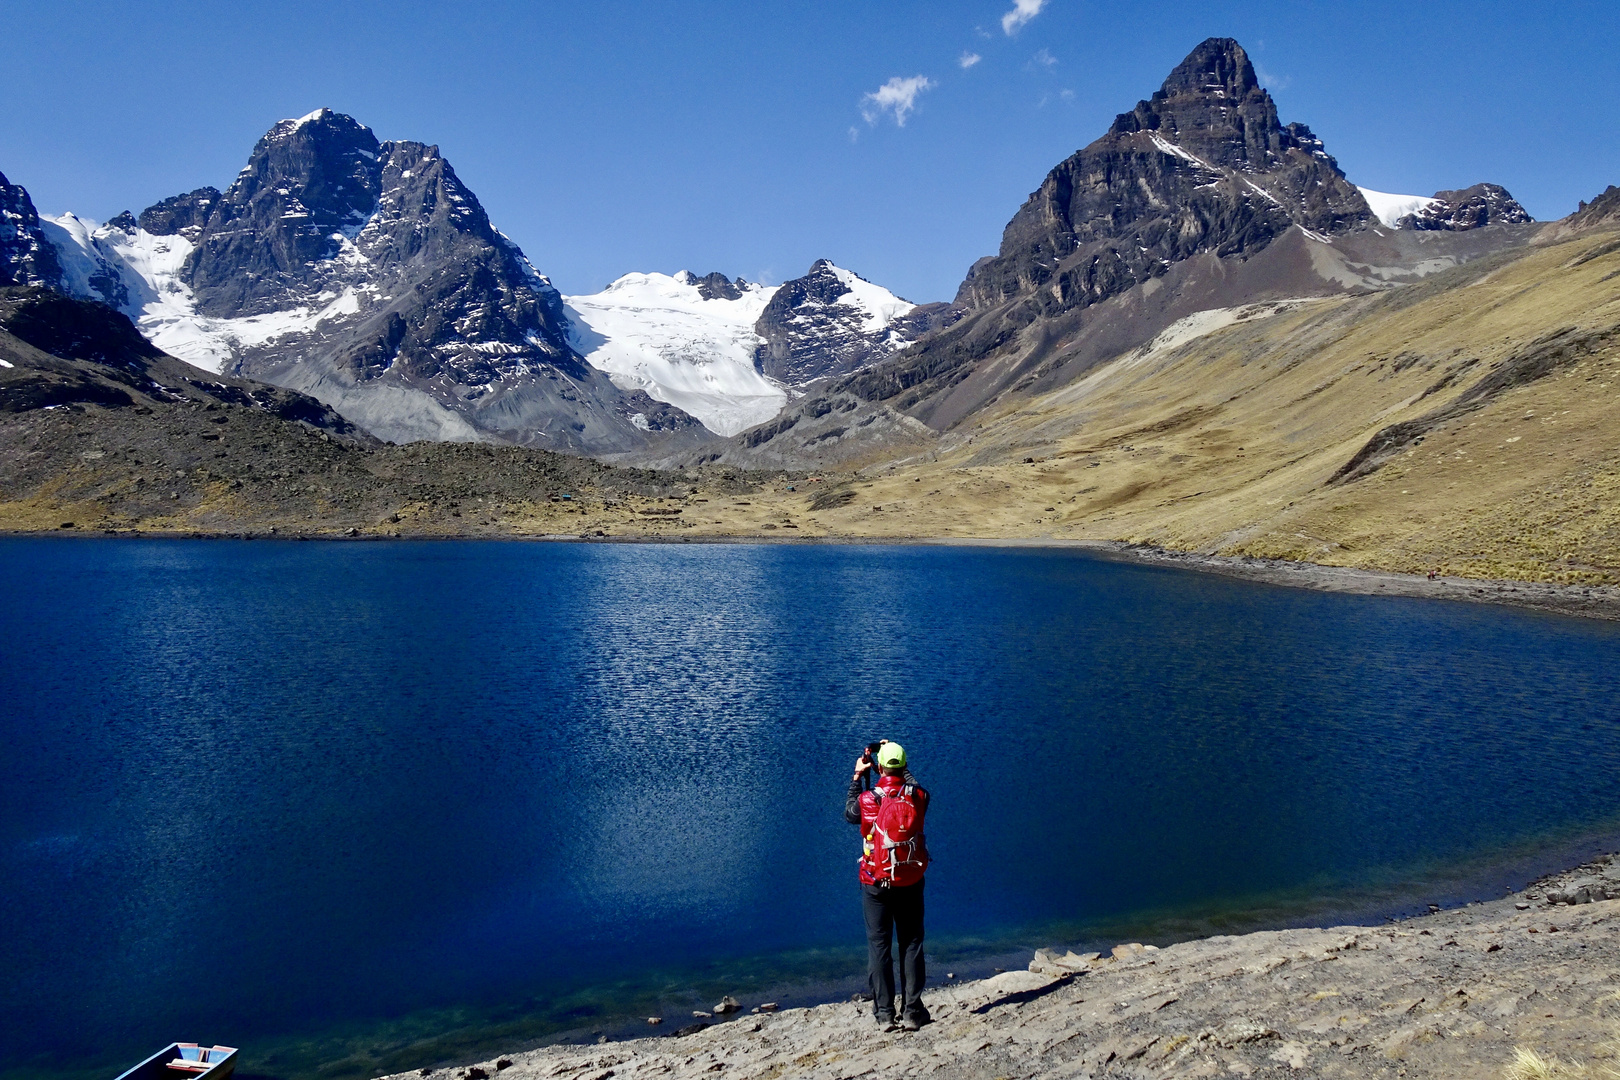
[2,1,1616,302]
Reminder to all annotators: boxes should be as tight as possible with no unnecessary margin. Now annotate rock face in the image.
[1569,185,1620,231]
[1399,183,1532,231]
[753,259,952,386]
[34,110,710,453]
[0,171,63,289]
[955,37,1368,316]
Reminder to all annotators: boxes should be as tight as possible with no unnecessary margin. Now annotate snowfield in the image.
[42,213,360,374]
[563,271,786,436]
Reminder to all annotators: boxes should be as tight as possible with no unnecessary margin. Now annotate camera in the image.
[862,740,885,764]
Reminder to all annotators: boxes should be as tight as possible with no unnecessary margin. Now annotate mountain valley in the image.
[4,37,1618,590]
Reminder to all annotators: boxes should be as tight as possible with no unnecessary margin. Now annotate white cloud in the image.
[1031,47,1057,68]
[860,74,935,127]
[1001,0,1047,35]
[1254,63,1291,90]
[959,51,982,69]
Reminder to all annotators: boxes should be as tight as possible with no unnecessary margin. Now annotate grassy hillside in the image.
[785,228,1620,583]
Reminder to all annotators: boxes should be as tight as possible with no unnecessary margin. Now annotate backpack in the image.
[864,783,929,887]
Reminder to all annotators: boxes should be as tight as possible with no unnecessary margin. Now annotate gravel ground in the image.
[382,858,1620,1080]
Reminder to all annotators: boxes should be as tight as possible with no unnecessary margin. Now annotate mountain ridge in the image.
[15,113,936,453]
[681,37,1548,470]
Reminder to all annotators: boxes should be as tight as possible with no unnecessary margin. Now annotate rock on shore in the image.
[385,856,1620,1080]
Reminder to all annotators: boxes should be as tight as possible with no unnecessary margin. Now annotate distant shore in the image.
[9,528,1620,623]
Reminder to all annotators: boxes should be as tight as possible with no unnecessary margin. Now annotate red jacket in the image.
[845,772,930,885]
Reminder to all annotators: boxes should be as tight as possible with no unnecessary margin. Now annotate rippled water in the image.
[5,538,1620,1079]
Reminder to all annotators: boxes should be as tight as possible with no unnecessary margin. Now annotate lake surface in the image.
[6,538,1620,1079]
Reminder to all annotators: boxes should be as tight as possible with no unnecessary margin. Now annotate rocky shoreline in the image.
[381,856,1620,1080]
[1100,543,1620,623]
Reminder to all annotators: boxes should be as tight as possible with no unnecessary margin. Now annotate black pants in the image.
[861,879,926,1021]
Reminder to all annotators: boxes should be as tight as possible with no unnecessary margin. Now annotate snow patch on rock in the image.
[42,213,365,375]
[1356,187,1442,229]
[823,264,916,335]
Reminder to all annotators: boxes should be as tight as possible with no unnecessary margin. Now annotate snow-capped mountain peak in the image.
[754,259,949,386]
[24,110,701,452]
[562,261,949,436]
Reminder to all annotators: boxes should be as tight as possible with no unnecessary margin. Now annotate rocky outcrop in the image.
[136,187,221,238]
[753,259,953,386]
[1400,183,1532,231]
[1568,185,1620,232]
[0,171,63,289]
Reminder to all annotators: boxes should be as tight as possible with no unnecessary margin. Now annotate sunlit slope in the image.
[800,230,1620,582]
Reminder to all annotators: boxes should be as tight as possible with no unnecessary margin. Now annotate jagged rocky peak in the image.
[124,107,577,374]
[0,170,63,289]
[20,107,687,452]
[1403,184,1532,231]
[1571,185,1620,231]
[1111,38,1291,169]
[957,37,1369,315]
[137,109,385,316]
[754,260,951,387]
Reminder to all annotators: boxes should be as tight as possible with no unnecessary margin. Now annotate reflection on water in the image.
[4,539,1620,1079]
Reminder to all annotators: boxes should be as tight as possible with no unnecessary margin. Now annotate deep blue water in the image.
[6,538,1620,1078]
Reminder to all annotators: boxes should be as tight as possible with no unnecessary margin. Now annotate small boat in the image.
[113,1044,237,1080]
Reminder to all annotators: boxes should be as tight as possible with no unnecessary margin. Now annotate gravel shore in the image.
[384,857,1620,1080]
[1111,543,1620,622]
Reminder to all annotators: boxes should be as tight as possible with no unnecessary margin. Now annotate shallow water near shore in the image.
[6,538,1620,1080]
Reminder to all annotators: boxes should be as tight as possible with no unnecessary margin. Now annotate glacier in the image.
[563,271,784,436]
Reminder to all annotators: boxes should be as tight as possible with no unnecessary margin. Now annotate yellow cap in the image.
[876,742,906,769]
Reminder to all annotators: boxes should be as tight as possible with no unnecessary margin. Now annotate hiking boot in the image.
[876,1015,899,1032]
[900,1016,921,1032]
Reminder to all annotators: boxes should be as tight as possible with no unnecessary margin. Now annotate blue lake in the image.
[6,538,1620,1079]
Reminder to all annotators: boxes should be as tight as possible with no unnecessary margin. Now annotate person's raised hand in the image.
[853,755,871,780]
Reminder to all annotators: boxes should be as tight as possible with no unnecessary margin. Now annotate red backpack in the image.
[863,784,929,887]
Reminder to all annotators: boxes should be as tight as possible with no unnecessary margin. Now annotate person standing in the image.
[845,740,930,1031]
